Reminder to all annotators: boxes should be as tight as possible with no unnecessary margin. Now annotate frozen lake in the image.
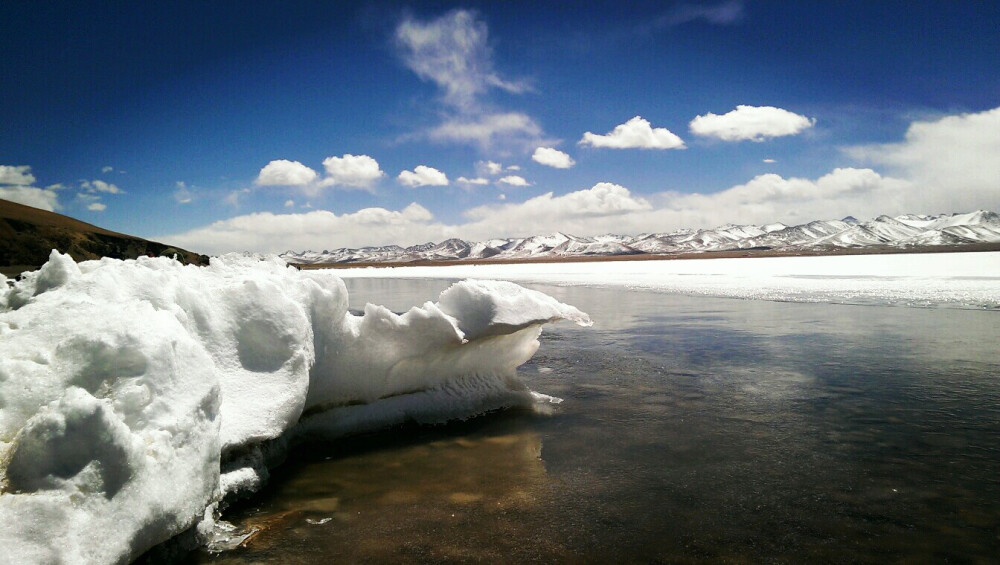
[195,275,1000,563]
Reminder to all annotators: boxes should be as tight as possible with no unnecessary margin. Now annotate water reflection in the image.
[194,279,999,563]
[194,418,566,563]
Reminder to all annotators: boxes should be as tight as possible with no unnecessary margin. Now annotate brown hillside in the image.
[1,199,208,277]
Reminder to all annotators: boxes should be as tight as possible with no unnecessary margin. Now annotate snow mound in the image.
[0,251,590,564]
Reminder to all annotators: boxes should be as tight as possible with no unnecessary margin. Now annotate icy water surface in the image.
[192,279,1000,563]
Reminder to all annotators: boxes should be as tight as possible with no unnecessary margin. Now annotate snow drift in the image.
[0,252,590,564]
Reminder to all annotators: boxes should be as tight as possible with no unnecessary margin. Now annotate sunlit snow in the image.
[334,252,1000,309]
[0,251,590,563]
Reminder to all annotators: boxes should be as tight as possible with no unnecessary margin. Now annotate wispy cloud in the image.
[657,1,745,28]
[395,10,548,153]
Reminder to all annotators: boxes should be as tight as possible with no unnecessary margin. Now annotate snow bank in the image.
[334,252,1000,309]
[0,252,590,564]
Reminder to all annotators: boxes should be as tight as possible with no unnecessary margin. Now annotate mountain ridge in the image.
[282,210,1000,266]
[1,199,208,277]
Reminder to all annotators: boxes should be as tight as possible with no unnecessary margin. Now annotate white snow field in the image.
[0,251,590,564]
[334,252,1000,309]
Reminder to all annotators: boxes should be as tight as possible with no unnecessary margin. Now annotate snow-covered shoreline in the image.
[334,251,1000,309]
[0,252,590,563]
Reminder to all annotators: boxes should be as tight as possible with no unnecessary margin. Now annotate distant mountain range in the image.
[281,210,1000,265]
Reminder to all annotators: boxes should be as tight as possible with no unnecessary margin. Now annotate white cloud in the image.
[398,165,449,187]
[459,182,653,237]
[690,105,815,142]
[395,11,549,153]
[0,186,59,211]
[224,188,251,207]
[650,168,914,229]
[284,199,295,207]
[395,9,527,112]
[321,154,385,190]
[80,179,123,194]
[579,116,686,150]
[0,165,36,185]
[496,175,530,187]
[532,147,576,169]
[428,112,549,151]
[763,158,777,163]
[457,176,489,186]
[482,161,504,175]
[164,203,451,254]
[87,202,107,212]
[845,106,1000,213]
[255,160,318,187]
[476,160,522,176]
[174,181,193,204]
[101,166,114,174]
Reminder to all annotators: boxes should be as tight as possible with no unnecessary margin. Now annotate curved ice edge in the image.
[0,252,591,564]
[159,357,561,558]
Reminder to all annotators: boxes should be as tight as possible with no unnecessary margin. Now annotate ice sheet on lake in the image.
[334,252,1000,309]
[0,252,590,564]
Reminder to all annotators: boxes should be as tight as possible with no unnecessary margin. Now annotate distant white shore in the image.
[333,251,1000,309]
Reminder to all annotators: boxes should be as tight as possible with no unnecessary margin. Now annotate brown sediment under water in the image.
[190,279,1000,563]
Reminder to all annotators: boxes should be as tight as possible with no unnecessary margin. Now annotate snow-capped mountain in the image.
[281,210,1000,265]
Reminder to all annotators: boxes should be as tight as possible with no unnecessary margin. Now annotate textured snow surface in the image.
[336,252,1000,309]
[0,252,589,564]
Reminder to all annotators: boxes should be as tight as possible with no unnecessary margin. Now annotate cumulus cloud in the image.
[80,180,123,194]
[87,202,107,212]
[763,158,777,163]
[579,116,686,149]
[532,147,575,169]
[457,176,489,186]
[496,175,530,187]
[255,160,318,187]
[459,182,653,237]
[256,155,385,195]
[461,169,911,237]
[398,165,449,187]
[0,165,37,186]
[101,165,114,173]
[164,203,452,254]
[844,106,1000,213]
[284,199,295,207]
[0,186,60,211]
[165,108,1000,254]
[690,105,815,142]
[321,154,385,190]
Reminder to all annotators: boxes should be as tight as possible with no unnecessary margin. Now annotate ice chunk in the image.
[0,251,587,564]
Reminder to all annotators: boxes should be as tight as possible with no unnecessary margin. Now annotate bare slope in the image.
[0,199,207,276]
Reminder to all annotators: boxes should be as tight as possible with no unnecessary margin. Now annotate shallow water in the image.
[191,279,1000,563]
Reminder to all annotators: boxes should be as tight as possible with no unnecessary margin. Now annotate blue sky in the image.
[2,1,998,253]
